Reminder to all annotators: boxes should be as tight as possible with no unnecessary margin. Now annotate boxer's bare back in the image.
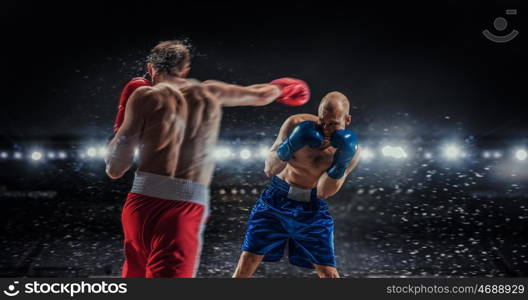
[133,80,221,185]
[106,78,281,185]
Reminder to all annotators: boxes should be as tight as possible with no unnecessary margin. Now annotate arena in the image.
[1,136,526,277]
[1,1,526,279]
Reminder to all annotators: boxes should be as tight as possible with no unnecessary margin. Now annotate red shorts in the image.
[121,192,207,278]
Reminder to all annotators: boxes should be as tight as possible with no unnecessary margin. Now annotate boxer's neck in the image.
[153,73,187,86]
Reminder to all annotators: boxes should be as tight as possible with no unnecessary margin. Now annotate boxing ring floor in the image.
[1,186,526,278]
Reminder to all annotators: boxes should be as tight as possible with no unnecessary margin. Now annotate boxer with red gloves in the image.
[112,77,307,134]
[105,40,310,278]
[233,91,362,278]
[113,77,151,133]
[270,78,310,107]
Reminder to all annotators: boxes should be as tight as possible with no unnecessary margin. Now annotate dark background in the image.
[0,0,527,278]
[1,0,526,140]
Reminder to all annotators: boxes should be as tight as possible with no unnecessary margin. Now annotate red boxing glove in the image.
[113,77,151,133]
[270,77,310,106]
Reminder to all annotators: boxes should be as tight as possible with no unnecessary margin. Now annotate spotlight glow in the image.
[98,147,108,157]
[87,147,97,157]
[382,146,407,159]
[483,151,491,159]
[31,151,42,161]
[58,151,67,159]
[443,144,461,160]
[360,148,374,161]
[0,152,7,159]
[424,152,433,159]
[259,147,269,158]
[240,149,252,160]
[493,151,502,159]
[214,148,233,159]
[48,152,56,159]
[516,149,527,161]
[14,152,22,159]
[393,147,407,159]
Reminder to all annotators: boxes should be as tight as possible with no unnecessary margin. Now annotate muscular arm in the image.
[316,146,362,199]
[264,116,303,177]
[203,81,281,107]
[105,87,156,179]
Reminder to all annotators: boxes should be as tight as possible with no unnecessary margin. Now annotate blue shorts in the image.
[241,176,335,269]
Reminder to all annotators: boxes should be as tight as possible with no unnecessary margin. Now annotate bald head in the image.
[317,91,352,138]
[318,91,350,117]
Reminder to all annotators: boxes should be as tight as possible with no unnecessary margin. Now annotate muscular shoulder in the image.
[127,86,165,113]
[180,83,220,106]
[285,114,318,127]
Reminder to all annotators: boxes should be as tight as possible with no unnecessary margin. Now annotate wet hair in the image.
[147,40,191,76]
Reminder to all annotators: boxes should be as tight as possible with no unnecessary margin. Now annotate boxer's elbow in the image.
[316,177,342,199]
[317,189,337,199]
[264,165,273,178]
[105,164,126,180]
[263,163,273,177]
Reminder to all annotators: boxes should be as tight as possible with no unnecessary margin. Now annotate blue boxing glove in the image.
[276,121,324,161]
[327,129,359,179]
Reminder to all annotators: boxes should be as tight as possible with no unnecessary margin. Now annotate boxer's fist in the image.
[327,129,359,179]
[276,121,324,161]
[270,77,310,106]
[113,77,151,133]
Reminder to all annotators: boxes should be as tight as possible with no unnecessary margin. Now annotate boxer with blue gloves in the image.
[234,92,362,278]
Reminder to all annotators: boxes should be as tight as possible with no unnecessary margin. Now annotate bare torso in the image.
[277,114,336,189]
[137,79,222,186]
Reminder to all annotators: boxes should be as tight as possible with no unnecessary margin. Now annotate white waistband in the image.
[131,171,210,207]
[287,185,313,202]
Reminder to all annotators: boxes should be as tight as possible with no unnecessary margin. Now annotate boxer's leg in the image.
[145,200,206,278]
[314,264,340,278]
[121,193,149,278]
[232,251,264,278]
[122,241,147,278]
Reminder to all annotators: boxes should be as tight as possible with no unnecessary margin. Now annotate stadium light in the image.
[393,147,407,159]
[240,149,252,160]
[424,152,433,159]
[48,152,56,159]
[516,149,527,161]
[87,147,97,158]
[58,151,67,159]
[381,146,392,157]
[31,151,42,161]
[493,151,502,159]
[214,147,233,160]
[381,145,407,159]
[259,147,269,158]
[14,152,22,159]
[98,147,108,158]
[442,144,462,160]
[360,147,374,161]
[0,152,7,159]
[482,151,491,159]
